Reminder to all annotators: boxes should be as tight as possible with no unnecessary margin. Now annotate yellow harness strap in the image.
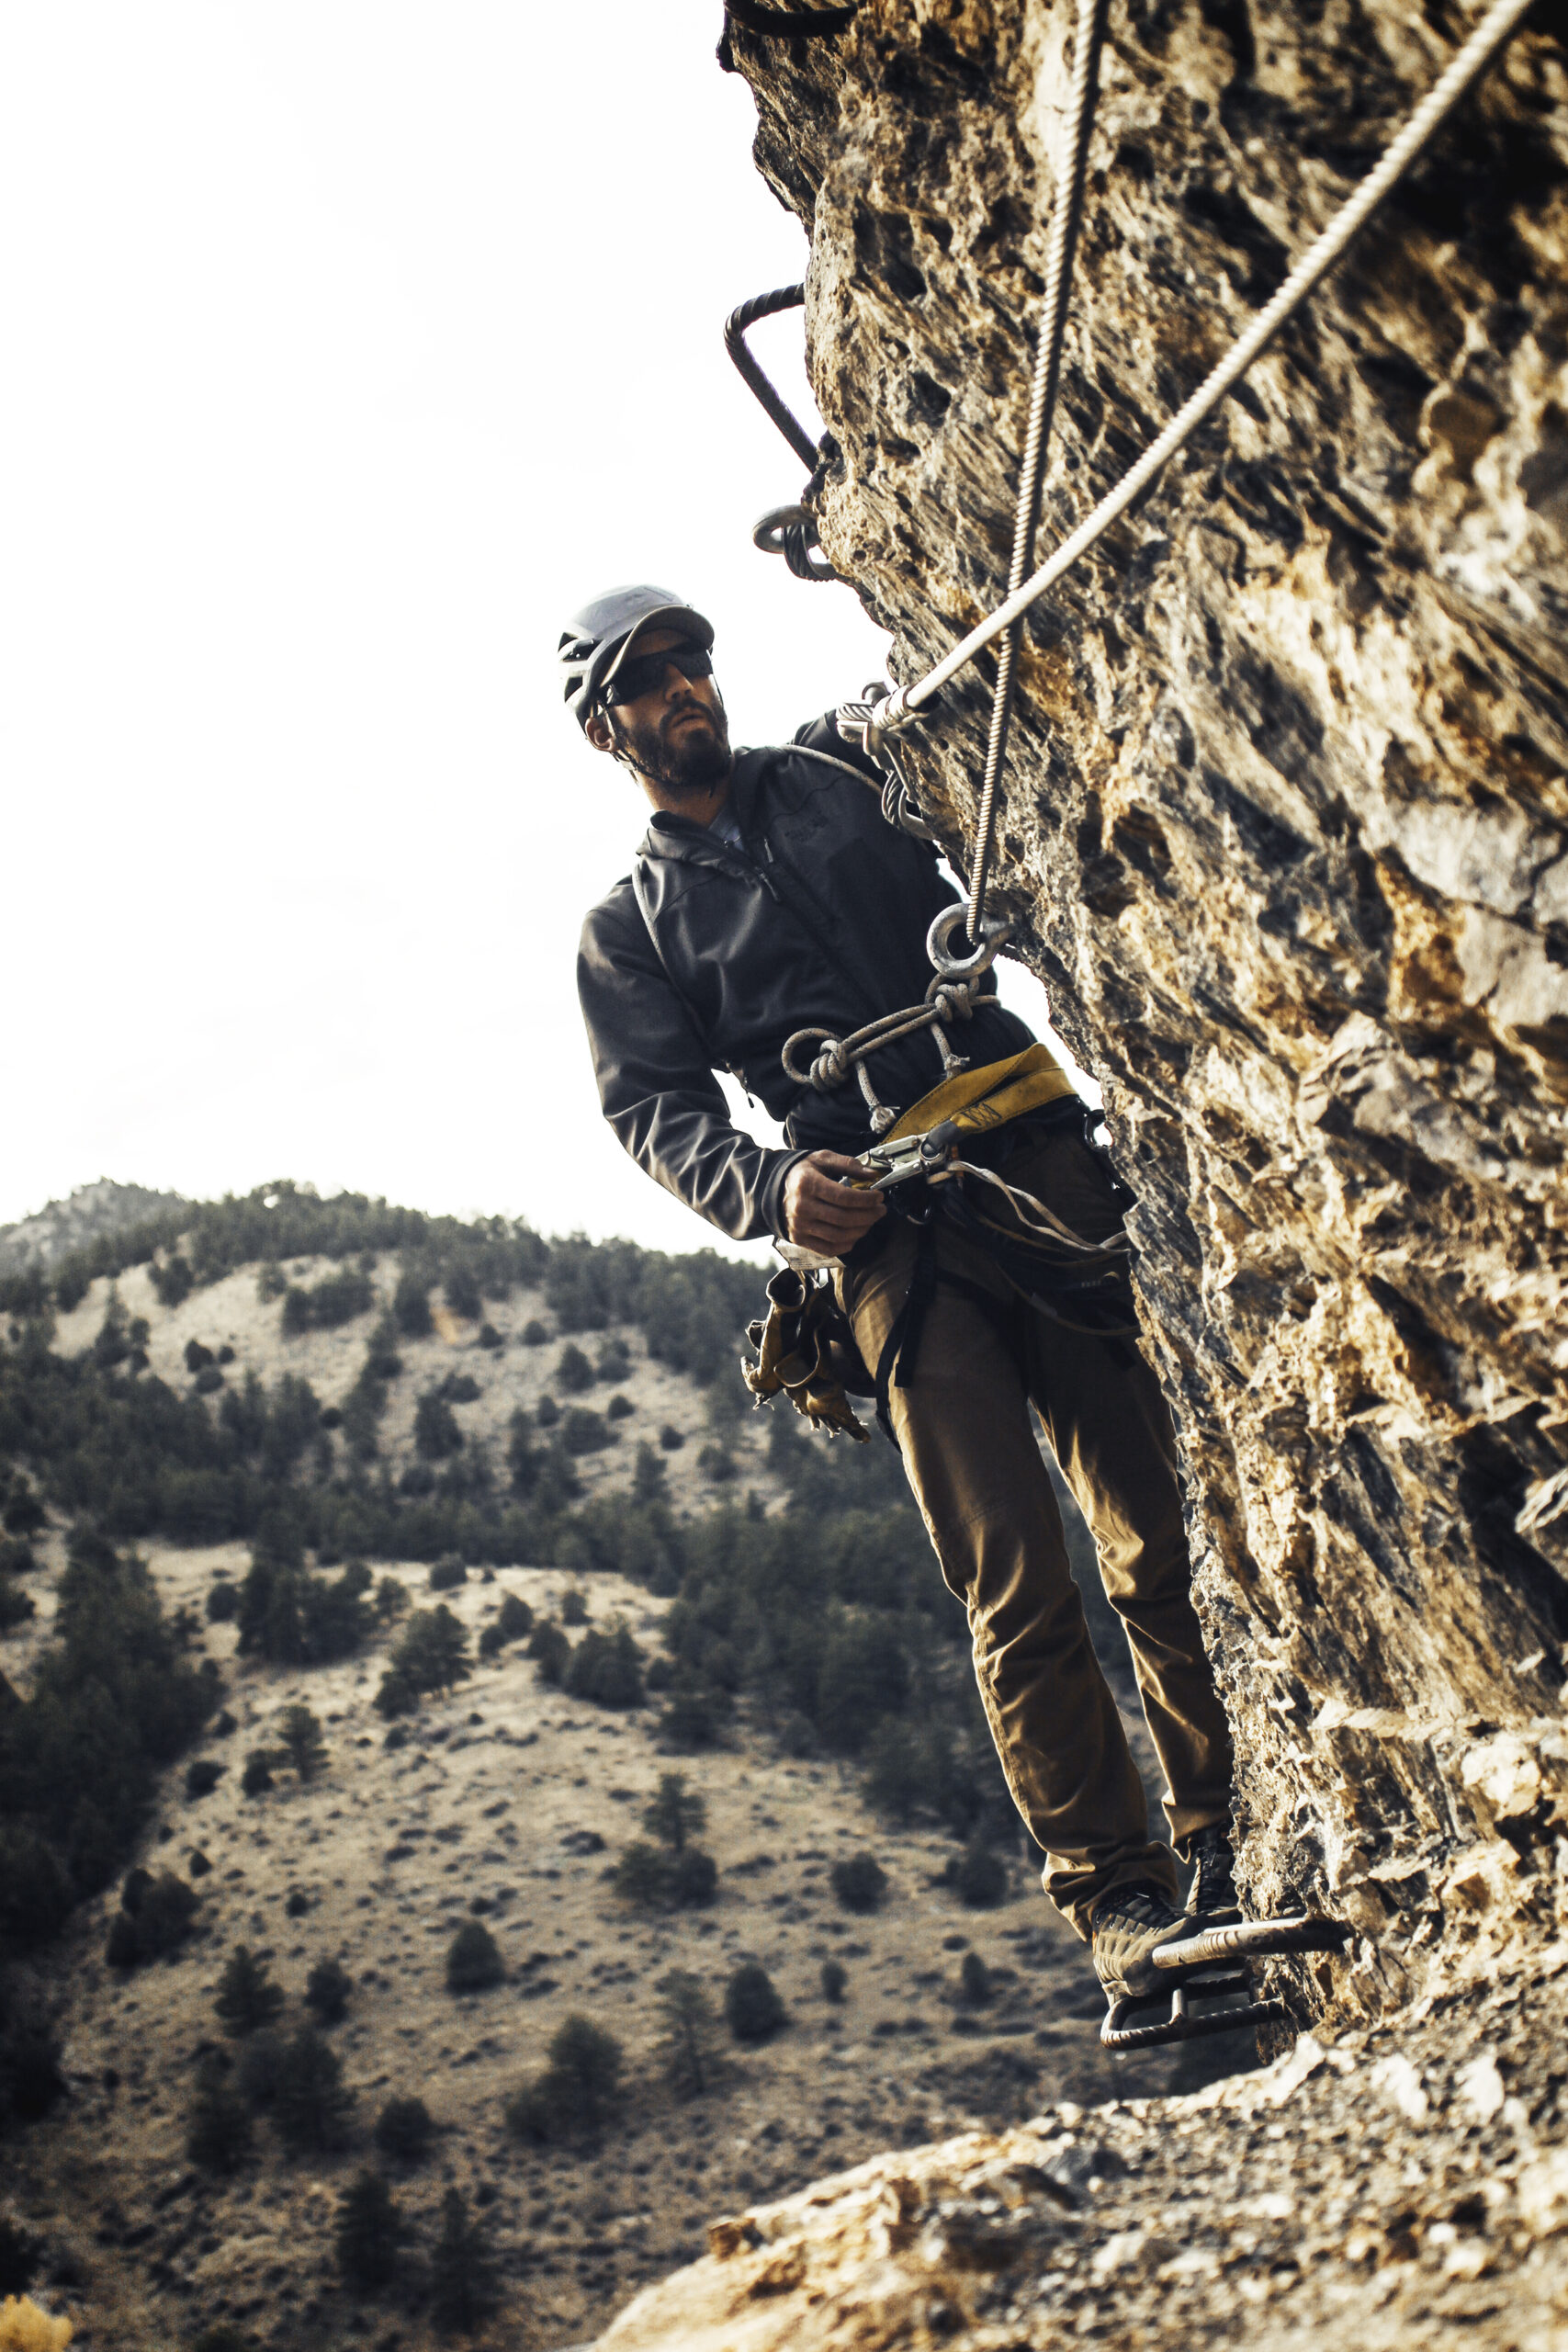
[880,1041,1077,1147]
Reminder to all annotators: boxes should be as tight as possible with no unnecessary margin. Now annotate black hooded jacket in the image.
[576,715,1036,1240]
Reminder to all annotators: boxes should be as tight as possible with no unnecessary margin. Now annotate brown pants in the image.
[836,1119,1234,1937]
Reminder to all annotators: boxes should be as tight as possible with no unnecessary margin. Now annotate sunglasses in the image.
[603,641,714,707]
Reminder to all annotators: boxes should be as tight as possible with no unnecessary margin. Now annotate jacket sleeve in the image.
[577,894,805,1244]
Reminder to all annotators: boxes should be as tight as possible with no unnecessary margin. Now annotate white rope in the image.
[874,0,1534,735]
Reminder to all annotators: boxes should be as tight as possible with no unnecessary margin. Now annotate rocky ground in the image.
[601,1967,1568,2351]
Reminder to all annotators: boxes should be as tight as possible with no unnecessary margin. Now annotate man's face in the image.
[594,627,731,795]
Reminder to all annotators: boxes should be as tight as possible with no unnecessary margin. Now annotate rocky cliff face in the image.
[727,0,1568,2023]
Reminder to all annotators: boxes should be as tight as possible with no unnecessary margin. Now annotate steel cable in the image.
[967,0,1108,943]
[872,0,1536,740]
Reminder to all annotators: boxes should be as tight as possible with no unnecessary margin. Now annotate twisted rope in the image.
[968,0,1107,942]
[871,0,1535,740]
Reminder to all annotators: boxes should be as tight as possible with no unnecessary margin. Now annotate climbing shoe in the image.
[1183,1821,1242,1930]
[1089,1883,1188,2003]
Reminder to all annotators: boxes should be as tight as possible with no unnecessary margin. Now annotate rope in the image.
[870,0,1535,740]
[968,0,1107,942]
[726,0,859,32]
[783,971,987,1133]
[724,284,819,469]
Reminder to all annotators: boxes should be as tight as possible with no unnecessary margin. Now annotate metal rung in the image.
[1153,1912,1349,1971]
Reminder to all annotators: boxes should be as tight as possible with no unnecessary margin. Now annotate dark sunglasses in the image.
[603,641,714,707]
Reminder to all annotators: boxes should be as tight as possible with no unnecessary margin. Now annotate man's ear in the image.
[584,709,615,754]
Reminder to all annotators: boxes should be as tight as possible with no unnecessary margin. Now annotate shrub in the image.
[478,1322,503,1351]
[506,2014,623,2144]
[556,1343,594,1395]
[830,1852,887,1916]
[415,1392,464,1460]
[658,1423,685,1451]
[216,1947,285,2037]
[521,1318,548,1346]
[527,1621,570,1687]
[951,1842,1008,1910]
[152,1252,193,1307]
[725,1962,786,2045]
[206,1578,239,1623]
[428,1554,468,1592]
[430,2188,499,2336]
[536,1394,559,1429]
[393,1272,433,1337]
[565,1624,644,1709]
[446,1919,504,1993]
[0,1541,36,1579]
[605,1392,635,1421]
[187,2059,253,2174]
[496,1592,533,1643]
[305,1955,354,2025]
[240,1749,276,1797]
[669,1847,718,1906]
[234,1554,371,1668]
[698,1442,737,1484]
[277,1702,327,1782]
[820,1958,848,2004]
[598,1335,632,1379]
[185,1758,225,1799]
[657,1968,720,2097]
[273,2027,354,2154]
[958,1950,993,2006]
[0,2300,72,2352]
[560,1587,589,1626]
[477,1623,503,1661]
[444,1265,482,1321]
[335,2167,401,2291]
[0,1487,43,1540]
[374,2094,434,2163]
[438,1372,481,1406]
[106,1870,197,1969]
[374,1575,409,1623]
[375,1605,471,1715]
[660,1681,727,1751]
[560,1407,610,1456]
[612,1843,671,1908]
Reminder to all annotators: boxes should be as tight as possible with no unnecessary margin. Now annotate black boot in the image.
[1183,1822,1242,1931]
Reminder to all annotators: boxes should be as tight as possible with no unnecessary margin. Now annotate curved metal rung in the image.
[752,503,837,582]
[1153,1912,1350,1971]
[926,903,1012,980]
[725,285,819,470]
[1101,1995,1291,2052]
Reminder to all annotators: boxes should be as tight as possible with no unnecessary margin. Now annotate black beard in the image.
[616,698,731,795]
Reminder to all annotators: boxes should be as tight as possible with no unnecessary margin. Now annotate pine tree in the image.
[215,1947,285,2038]
[429,2188,499,2336]
[186,2060,253,2173]
[276,1702,327,1783]
[273,2027,354,2154]
[656,1969,720,2098]
[334,2166,400,2290]
[304,1955,353,2024]
[642,1770,706,1853]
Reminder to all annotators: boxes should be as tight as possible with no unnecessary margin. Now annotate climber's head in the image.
[559,584,731,805]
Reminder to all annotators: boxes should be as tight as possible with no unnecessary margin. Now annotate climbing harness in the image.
[780,914,1009,1136]
[724,285,838,582]
[1101,1913,1350,2051]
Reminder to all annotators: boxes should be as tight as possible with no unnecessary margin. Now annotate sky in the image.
[0,2,1076,1265]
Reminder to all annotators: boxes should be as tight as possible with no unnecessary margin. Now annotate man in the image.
[566,582,1245,2032]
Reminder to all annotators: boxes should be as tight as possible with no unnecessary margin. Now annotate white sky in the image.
[0,2,1076,1263]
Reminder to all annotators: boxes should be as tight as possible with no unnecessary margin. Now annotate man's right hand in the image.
[782,1151,886,1257]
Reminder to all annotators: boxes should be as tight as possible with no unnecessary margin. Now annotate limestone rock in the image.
[723,0,1568,2019]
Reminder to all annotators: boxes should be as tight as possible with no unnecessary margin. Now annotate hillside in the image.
[0,1192,1237,2351]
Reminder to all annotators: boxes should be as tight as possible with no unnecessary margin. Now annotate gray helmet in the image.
[558,584,715,730]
